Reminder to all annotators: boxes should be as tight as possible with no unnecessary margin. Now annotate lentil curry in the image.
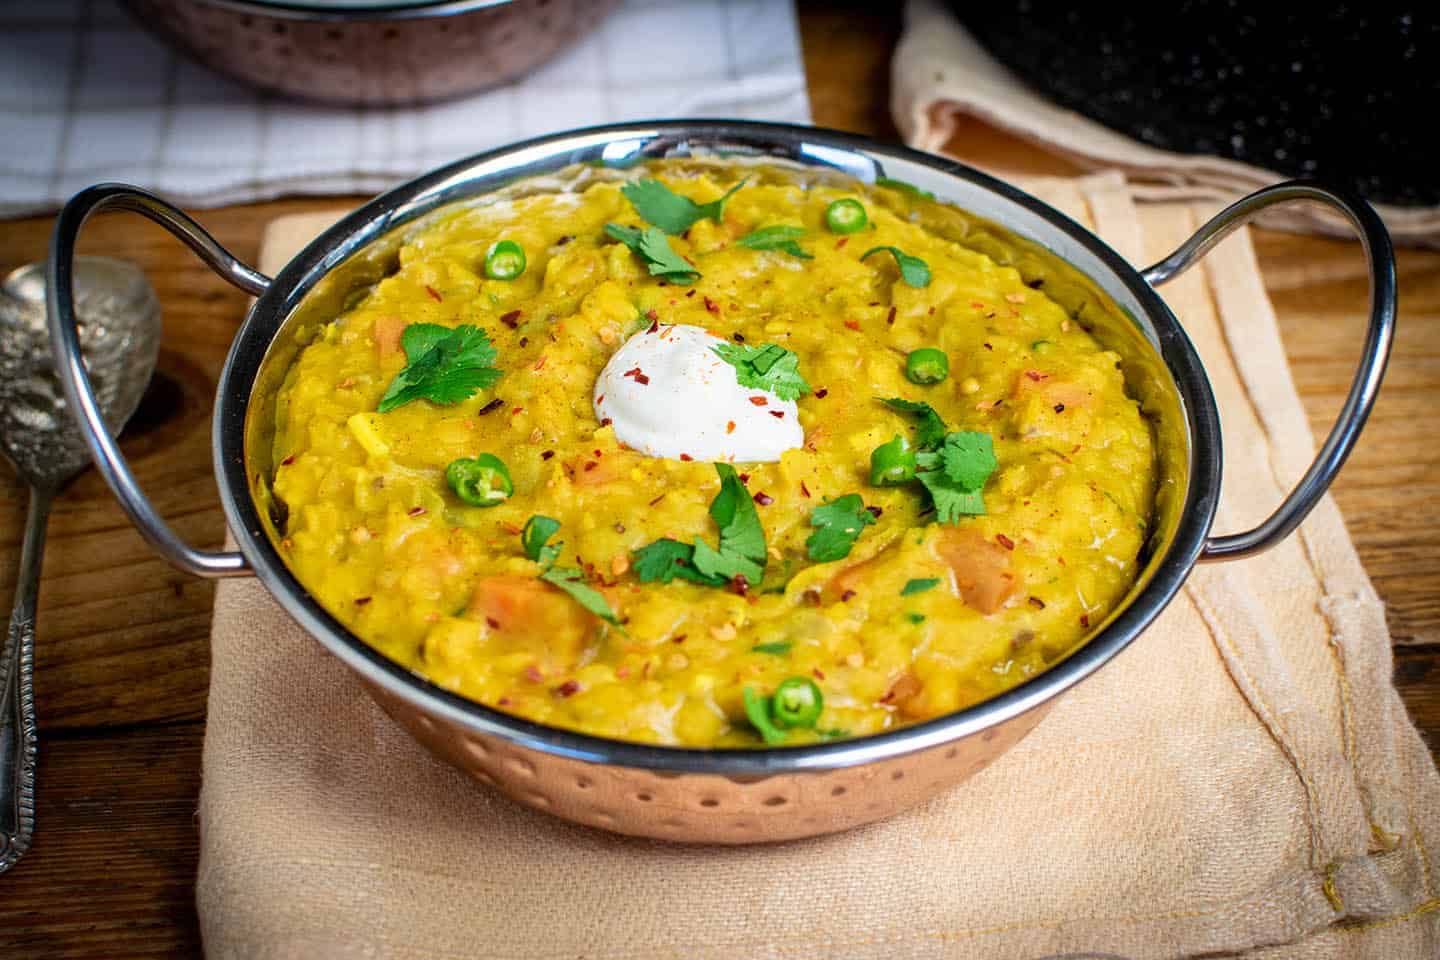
[265,162,1158,747]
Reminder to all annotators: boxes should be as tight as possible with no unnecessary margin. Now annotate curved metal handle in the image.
[1142,181,1397,562]
[45,183,272,579]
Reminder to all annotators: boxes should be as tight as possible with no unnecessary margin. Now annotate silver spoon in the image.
[0,257,160,872]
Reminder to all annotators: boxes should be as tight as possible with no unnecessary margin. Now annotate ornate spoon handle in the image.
[0,487,49,873]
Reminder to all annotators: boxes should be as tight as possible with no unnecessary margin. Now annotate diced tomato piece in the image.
[933,528,1019,614]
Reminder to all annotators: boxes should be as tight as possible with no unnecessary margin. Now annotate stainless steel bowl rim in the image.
[191,0,516,20]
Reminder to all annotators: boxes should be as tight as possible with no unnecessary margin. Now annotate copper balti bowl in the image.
[46,122,1395,843]
[121,0,619,106]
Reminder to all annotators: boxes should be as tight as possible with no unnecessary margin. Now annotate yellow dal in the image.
[270,170,1156,747]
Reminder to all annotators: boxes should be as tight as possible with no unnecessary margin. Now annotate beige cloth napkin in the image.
[198,173,1440,959]
[891,0,1440,248]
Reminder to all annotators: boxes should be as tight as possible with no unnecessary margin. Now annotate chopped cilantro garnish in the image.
[751,641,793,656]
[875,177,936,200]
[632,538,724,586]
[377,323,501,413]
[915,431,997,521]
[737,225,812,260]
[879,397,948,449]
[901,577,940,596]
[906,612,926,624]
[861,246,931,288]
[805,494,877,562]
[632,463,768,588]
[621,178,746,235]
[604,223,699,283]
[517,516,619,625]
[712,341,811,401]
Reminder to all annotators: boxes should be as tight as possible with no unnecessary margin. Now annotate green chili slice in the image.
[483,239,527,280]
[905,348,949,384]
[869,434,917,486]
[824,198,868,234]
[772,677,824,729]
[446,454,513,507]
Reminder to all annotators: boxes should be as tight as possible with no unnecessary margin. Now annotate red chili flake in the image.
[886,306,896,326]
[815,388,828,399]
[866,505,882,519]
[519,336,529,347]
[836,237,849,249]
[635,373,649,385]
[679,453,693,462]
[738,473,750,484]
[1057,556,1067,567]
[615,666,630,679]
[840,589,856,602]
[407,506,427,517]
[731,574,750,596]
[801,587,822,607]
[425,285,442,302]
[510,406,524,416]
[600,417,613,427]
[704,296,720,314]
[647,319,660,334]
[983,342,994,351]
[485,616,501,629]
[534,355,548,371]
[556,680,581,698]
[928,306,936,315]
[1025,370,1046,382]
[672,634,687,644]
[280,454,296,466]
[1028,596,1046,610]
[748,396,768,406]
[996,533,1015,550]
[753,491,774,506]
[732,331,745,342]
[499,309,522,328]
[525,665,544,683]
[594,449,602,457]
[556,235,573,246]
[812,668,826,681]
[497,697,511,706]
[844,319,861,331]
[769,410,785,419]
[649,493,666,506]
[584,461,599,472]
[623,366,641,378]
[970,301,985,309]
[541,449,555,460]
[354,596,372,606]
[478,398,504,416]
[1054,403,1066,413]
[646,308,659,322]
[686,289,697,298]
[1079,614,1091,629]
[800,481,811,498]
[726,421,736,434]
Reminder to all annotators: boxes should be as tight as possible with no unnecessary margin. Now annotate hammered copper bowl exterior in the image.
[122,0,620,106]
[364,679,1051,843]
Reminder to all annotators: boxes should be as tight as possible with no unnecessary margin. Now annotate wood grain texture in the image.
[0,2,1436,955]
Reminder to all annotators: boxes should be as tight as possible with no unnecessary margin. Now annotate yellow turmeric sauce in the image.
[269,167,1156,746]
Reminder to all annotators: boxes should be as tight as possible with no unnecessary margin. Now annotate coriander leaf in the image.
[540,566,620,625]
[916,454,987,522]
[710,463,768,571]
[860,245,931,288]
[743,687,787,745]
[752,641,793,656]
[805,494,877,562]
[939,431,998,491]
[691,537,764,585]
[874,177,936,200]
[712,342,812,401]
[901,577,940,596]
[737,225,812,260]
[879,397,948,449]
[521,515,562,566]
[632,538,725,586]
[378,323,502,413]
[621,178,747,235]
[604,222,699,283]
[906,612,926,624]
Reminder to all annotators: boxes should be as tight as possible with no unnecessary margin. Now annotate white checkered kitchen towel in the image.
[1,0,811,218]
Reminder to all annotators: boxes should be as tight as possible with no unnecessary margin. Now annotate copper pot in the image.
[45,122,1396,843]
[121,0,619,106]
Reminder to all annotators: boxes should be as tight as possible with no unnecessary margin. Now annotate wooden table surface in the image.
[2,5,1438,956]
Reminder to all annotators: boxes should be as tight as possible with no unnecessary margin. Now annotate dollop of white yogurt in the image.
[593,323,802,463]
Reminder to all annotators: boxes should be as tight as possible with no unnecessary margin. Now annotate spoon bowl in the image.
[0,255,161,872]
